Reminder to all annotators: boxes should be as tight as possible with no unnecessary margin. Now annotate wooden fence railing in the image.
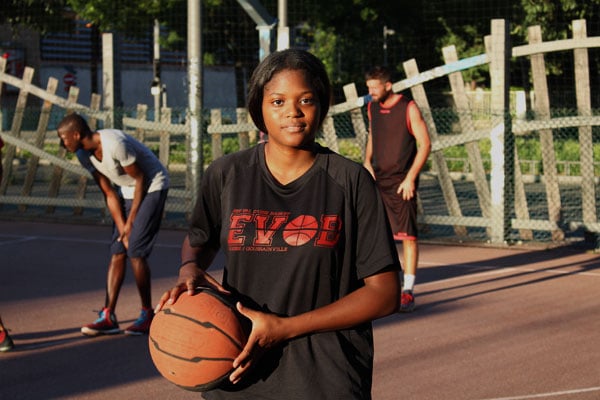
[1,19,599,246]
[200,19,600,245]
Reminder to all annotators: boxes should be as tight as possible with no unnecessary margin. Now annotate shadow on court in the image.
[1,220,599,400]
[413,246,600,313]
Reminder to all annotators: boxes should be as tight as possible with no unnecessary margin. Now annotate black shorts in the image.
[110,189,168,258]
[377,179,418,239]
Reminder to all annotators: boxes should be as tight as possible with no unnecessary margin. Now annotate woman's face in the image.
[262,69,321,149]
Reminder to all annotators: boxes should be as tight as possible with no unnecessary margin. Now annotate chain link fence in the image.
[1,15,599,247]
[329,104,600,244]
[1,100,599,245]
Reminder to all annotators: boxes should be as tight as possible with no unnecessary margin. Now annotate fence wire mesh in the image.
[1,2,600,246]
[1,101,598,246]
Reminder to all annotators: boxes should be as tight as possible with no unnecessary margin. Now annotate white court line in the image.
[0,233,181,248]
[479,386,600,400]
[0,236,38,246]
[418,266,520,288]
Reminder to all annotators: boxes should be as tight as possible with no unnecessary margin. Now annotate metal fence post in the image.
[188,0,203,209]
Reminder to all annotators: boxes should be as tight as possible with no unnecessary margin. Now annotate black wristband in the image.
[180,259,197,268]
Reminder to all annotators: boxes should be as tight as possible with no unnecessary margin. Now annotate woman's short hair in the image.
[247,49,331,133]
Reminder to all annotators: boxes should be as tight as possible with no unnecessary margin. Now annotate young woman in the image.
[156,49,401,399]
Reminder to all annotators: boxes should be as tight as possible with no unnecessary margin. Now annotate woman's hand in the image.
[154,263,228,313]
[229,303,290,385]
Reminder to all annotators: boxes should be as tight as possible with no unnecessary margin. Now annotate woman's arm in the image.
[230,268,400,383]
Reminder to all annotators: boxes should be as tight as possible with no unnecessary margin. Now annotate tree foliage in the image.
[66,0,187,49]
[0,0,72,34]
[2,0,599,102]
[312,0,599,91]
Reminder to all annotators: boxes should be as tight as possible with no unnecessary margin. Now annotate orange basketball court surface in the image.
[1,220,599,399]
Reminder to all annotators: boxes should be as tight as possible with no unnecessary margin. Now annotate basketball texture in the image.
[148,287,248,392]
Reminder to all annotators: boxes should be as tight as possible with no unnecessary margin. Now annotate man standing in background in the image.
[364,66,431,312]
[57,113,169,336]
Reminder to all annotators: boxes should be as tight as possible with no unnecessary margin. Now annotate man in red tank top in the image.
[364,66,432,312]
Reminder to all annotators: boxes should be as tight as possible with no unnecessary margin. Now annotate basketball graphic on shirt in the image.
[282,215,319,246]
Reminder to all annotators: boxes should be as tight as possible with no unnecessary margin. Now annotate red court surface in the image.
[1,220,599,399]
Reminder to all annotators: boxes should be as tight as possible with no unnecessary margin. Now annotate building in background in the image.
[1,20,237,120]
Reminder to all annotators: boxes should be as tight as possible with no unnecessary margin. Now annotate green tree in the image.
[3,0,598,106]
[66,0,187,48]
[0,0,72,34]
[515,0,600,41]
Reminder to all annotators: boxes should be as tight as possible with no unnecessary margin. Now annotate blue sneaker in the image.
[124,308,153,336]
[81,308,120,336]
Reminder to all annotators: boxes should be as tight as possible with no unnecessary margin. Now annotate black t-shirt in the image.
[189,143,400,400]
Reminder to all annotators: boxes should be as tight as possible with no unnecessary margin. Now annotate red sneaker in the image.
[124,308,154,336]
[399,291,415,313]
[81,307,120,336]
[0,329,14,352]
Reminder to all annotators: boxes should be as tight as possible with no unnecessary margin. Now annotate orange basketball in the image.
[148,287,248,392]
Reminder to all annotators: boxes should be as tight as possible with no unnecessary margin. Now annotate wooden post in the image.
[210,109,223,160]
[486,34,532,241]
[159,107,172,166]
[488,19,512,244]
[0,58,5,138]
[47,86,80,213]
[404,58,467,237]
[528,25,563,241]
[246,109,258,144]
[0,67,34,197]
[135,104,148,141]
[19,77,59,212]
[73,93,102,215]
[572,19,596,227]
[442,45,492,237]
[236,108,250,150]
[321,115,339,153]
[342,83,368,153]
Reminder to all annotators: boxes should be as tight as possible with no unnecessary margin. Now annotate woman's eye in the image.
[272,99,283,106]
[301,98,315,105]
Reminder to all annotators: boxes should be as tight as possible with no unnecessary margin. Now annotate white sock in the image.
[403,274,416,292]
